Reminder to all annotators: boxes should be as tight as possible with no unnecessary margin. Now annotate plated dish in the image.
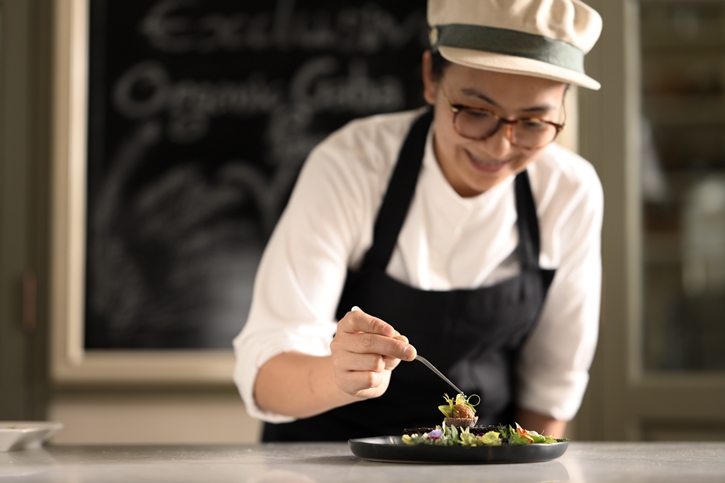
[349,435,568,464]
[348,393,568,464]
[0,422,63,452]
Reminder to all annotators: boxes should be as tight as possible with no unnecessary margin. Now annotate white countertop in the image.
[2,442,724,482]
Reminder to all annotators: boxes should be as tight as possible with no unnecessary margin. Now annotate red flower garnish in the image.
[516,426,534,443]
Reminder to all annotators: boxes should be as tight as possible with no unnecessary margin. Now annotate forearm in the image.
[515,408,567,438]
[253,309,413,419]
[254,352,362,419]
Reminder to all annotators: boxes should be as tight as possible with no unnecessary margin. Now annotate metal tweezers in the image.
[414,355,464,395]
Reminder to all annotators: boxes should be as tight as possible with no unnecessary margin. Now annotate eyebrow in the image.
[459,87,557,113]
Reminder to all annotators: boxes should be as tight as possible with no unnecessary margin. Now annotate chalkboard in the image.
[84,0,429,350]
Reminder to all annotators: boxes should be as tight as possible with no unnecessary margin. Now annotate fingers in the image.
[336,370,387,396]
[381,333,411,370]
[331,348,389,396]
[337,353,387,373]
[382,355,402,371]
[340,308,416,361]
[344,308,395,338]
[350,332,414,361]
[331,308,418,398]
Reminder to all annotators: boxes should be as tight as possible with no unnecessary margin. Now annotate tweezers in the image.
[414,355,464,395]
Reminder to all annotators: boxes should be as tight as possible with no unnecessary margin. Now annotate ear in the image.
[422,50,438,105]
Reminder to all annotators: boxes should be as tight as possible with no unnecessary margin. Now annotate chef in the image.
[234,0,603,442]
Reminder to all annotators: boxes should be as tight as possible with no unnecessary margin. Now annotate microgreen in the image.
[437,393,480,418]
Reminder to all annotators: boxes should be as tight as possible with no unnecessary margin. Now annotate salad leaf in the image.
[402,421,559,447]
[438,393,480,418]
[507,428,532,445]
[402,394,561,447]
[480,431,503,446]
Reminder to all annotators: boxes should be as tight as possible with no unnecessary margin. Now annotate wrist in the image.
[254,352,359,418]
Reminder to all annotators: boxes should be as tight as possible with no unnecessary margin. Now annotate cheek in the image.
[433,114,466,153]
[432,113,457,153]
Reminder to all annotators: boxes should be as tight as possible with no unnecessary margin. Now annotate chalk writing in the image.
[85,0,427,349]
[139,0,426,54]
[113,57,404,142]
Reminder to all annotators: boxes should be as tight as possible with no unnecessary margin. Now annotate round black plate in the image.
[348,436,568,464]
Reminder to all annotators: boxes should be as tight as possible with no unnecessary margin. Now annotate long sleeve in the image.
[515,147,603,421]
[232,112,415,422]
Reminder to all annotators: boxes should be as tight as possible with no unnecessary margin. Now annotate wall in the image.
[49,390,261,444]
[0,0,52,422]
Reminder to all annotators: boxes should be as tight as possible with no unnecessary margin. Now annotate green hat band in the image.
[432,23,585,74]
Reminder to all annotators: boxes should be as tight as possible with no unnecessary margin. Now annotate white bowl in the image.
[0,422,63,452]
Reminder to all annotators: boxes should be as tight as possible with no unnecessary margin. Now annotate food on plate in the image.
[402,421,562,447]
[438,393,480,428]
[401,394,563,446]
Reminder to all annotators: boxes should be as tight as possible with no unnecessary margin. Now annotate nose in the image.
[481,123,515,159]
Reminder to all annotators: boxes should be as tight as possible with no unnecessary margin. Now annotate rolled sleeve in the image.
[231,114,399,423]
[231,146,353,422]
[233,317,336,423]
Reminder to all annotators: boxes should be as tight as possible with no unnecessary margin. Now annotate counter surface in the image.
[2,442,724,482]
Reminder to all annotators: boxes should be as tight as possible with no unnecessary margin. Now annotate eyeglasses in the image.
[441,88,565,150]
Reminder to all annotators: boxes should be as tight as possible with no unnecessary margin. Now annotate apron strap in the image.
[362,109,433,270]
[362,109,542,273]
[514,170,541,271]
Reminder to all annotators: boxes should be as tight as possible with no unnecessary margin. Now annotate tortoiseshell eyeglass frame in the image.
[441,89,566,150]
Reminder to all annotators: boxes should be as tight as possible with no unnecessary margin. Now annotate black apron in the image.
[263,110,555,442]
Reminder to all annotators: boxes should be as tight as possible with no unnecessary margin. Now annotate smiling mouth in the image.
[466,150,511,167]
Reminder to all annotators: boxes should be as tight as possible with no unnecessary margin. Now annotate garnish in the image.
[401,393,564,446]
[494,423,560,445]
[438,393,480,419]
[401,421,562,446]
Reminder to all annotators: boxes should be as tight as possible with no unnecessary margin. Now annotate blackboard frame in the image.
[50,0,235,385]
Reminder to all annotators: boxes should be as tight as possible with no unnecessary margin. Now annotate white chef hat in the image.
[428,0,603,90]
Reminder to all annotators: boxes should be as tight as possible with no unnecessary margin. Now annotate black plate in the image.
[348,436,568,464]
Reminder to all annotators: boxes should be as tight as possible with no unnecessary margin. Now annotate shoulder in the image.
[283,109,424,237]
[293,109,424,209]
[532,143,601,192]
[309,109,423,173]
[528,143,603,212]
[528,145,603,268]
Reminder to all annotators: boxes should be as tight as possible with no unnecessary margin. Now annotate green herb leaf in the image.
[480,431,502,447]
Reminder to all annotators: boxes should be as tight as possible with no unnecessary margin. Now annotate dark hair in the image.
[430,50,451,81]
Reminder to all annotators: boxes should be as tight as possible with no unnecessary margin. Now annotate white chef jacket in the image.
[233,109,603,423]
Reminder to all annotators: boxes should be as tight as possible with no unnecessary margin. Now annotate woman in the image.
[234,0,603,441]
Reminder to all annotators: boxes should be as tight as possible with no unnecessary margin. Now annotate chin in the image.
[469,167,516,192]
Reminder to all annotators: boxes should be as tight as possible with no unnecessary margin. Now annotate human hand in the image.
[330,306,417,399]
